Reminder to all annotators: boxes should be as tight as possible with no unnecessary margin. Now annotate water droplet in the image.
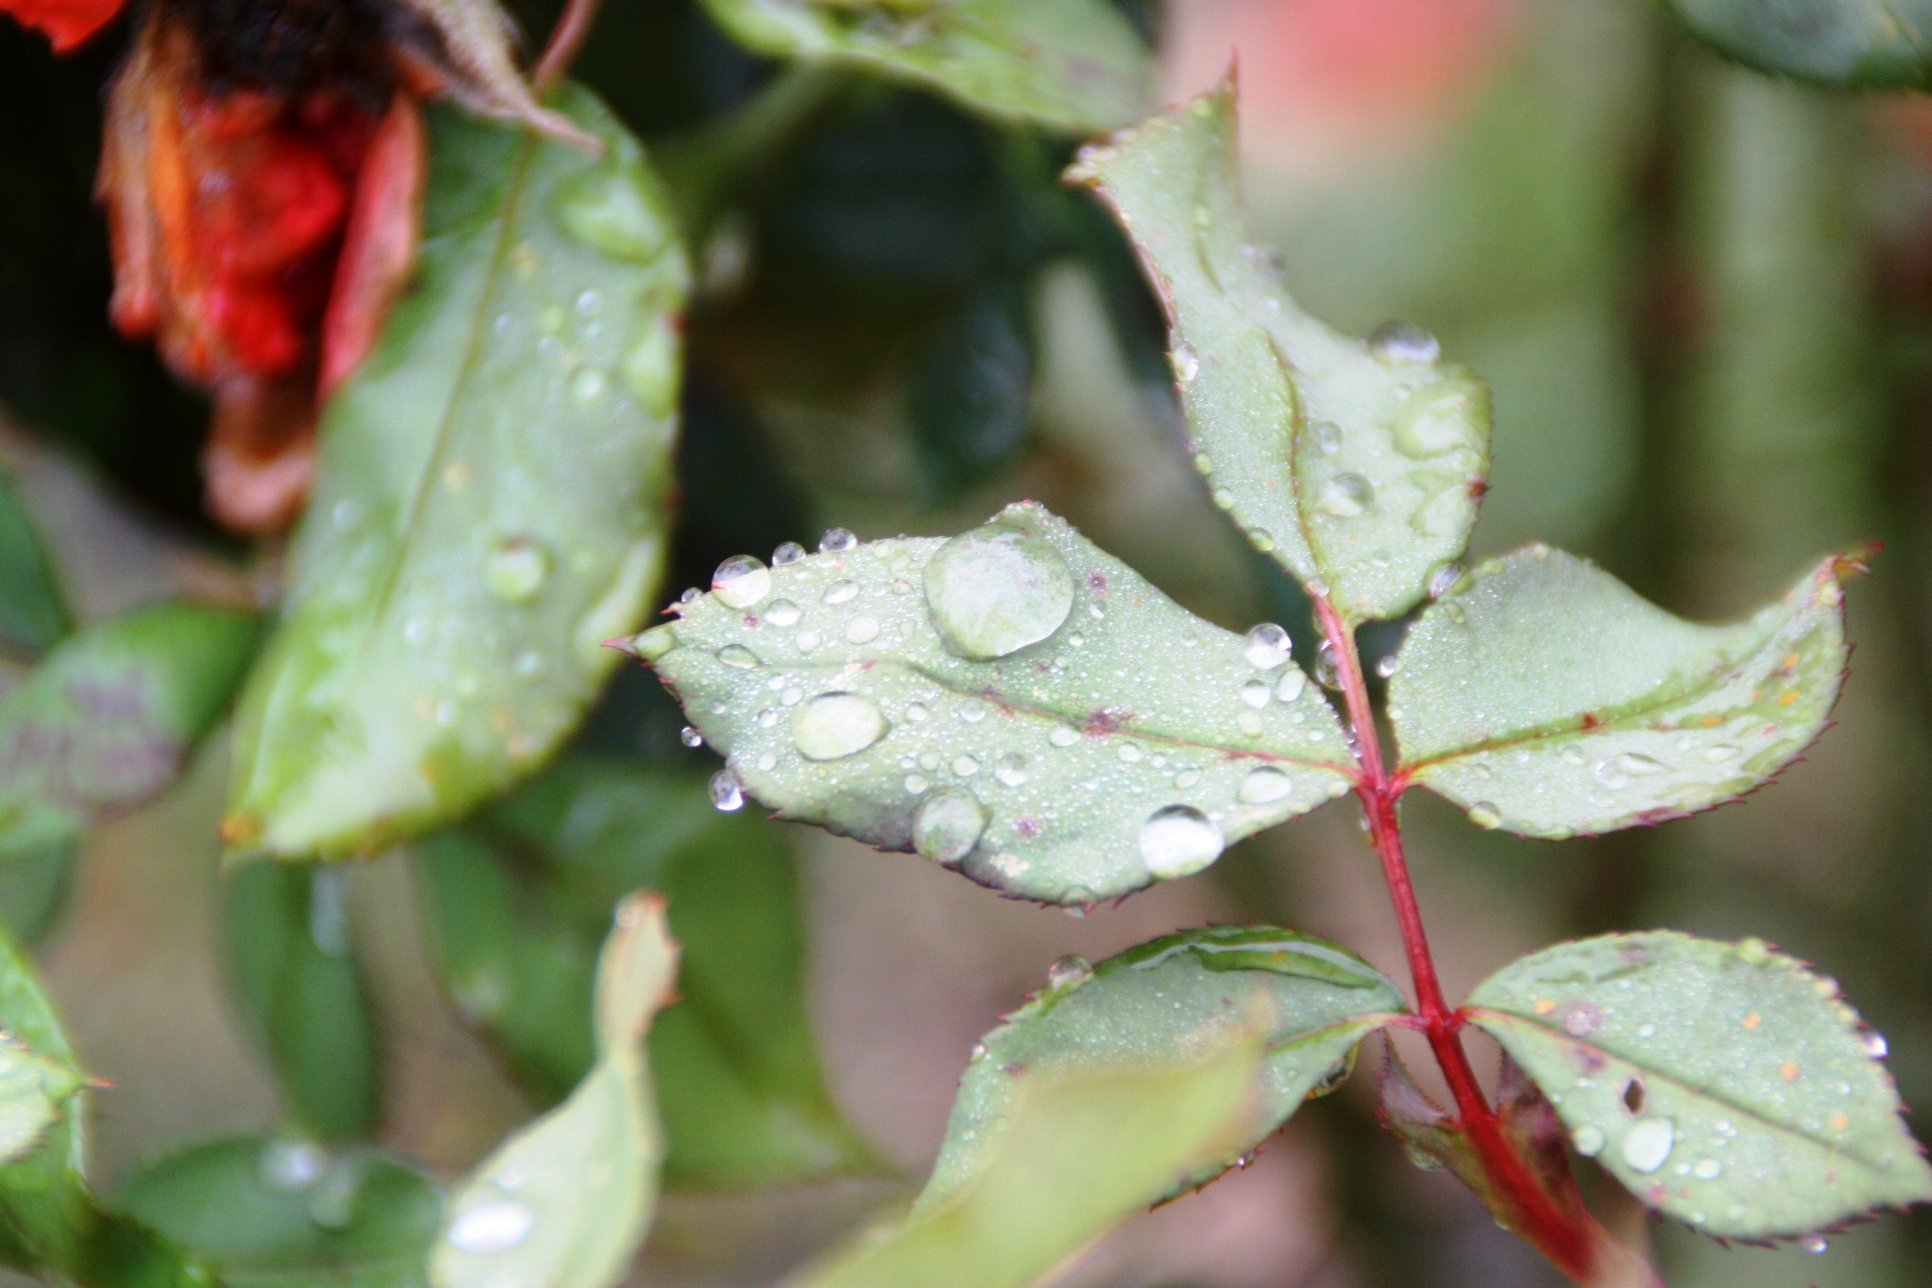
[765,599,801,628]
[1238,767,1295,804]
[1239,678,1272,710]
[1116,742,1144,764]
[1275,669,1308,703]
[845,616,880,644]
[486,537,550,603]
[1048,724,1080,748]
[819,527,858,554]
[570,366,609,406]
[1468,801,1502,829]
[796,630,821,653]
[1570,1125,1606,1158]
[1563,1003,1602,1037]
[994,753,1029,787]
[1317,473,1375,518]
[1368,320,1441,364]
[551,166,663,261]
[1311,420,1343,455]
[904,773,928,794]
[1244,623,1293,669]
[709,771,744,812]
[1393,377,1478,457]
[1802,1235,1828,1254]
[1427,563,1463,600]
[679,726,704,749]
[1692,1158,1722,1180]
[924,522,1076,661]
[914,791,987,864]
[1864,1032,1890,1059]
[1172,342,1201,384]
[1046,955,1094,990]
[1620,1117,1674,1173]
[716,644,759,669]
[712,555,772,608]
[1314,642,1342,690]
[446,1198,535,1256]
[1703,743,1740,763]
[823,580,859,605]
[259,1139,328,1191]
[1138,805,1225,878]
[1375,655,1401,679]
[793,693,887,761]
[952,754,980,778]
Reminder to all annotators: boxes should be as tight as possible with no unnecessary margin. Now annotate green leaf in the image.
[416,756,872,1187]
[630,501,1354,904]
[696,0,1150,134]
[0,466,69,658]
[223,868,380,1142]
[920,927,1405,1207]
[1467,931,1932,1241]
[430,893,677,1288]
[0,1038,84,1169]
[1390,545,1852,838]
[1660,0,1932,89]
[0,843,76,945]
[225,86,689,860]
[800,1033,1266,1288]
[115,1136,442,1288]
[906,283,1035,500]
[1068,80,1493,625]
[0,604,259,862]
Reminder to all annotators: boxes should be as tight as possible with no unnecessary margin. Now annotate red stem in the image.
[534,0,605,92]
[1314,599,1600,1282]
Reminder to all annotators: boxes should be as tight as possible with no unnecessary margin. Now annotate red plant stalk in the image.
[1312,597,1630,1284]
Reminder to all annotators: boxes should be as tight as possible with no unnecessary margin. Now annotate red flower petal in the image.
[1,0,125,51]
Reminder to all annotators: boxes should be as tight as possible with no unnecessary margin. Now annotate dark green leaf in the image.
[115,1135,442,1287]
[906,284,1034,499]
[628,501,1354,904]
[0,604,259,862]
[429,893,675,1288]
[1661,0,1932,89]
[225,86,689,860]
[696,0,1151,134]
[1390,545,1852,838]
[0,466,68,658]
[223,867,380,1142]
[1068,80,1493,624]
[1467,932,1932,1240]
[0,842,76,945]
[416,755,871,1186]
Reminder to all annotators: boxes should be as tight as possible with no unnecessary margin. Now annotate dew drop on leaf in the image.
[793,692,888,761]
[1172,341,1201,384]
[1426,562,1463,600]
[1138,805,1225,878]
[1239,679,1272,709]
[1243,622,1293,669]
[1046,954,1094,990]
[1275,669,1308,703]
[486,536,550,603]
[844,616,881,645]
[446,1198,535,1256]
[924,523,1076,661]
[1317,473,1375,518]
[678,725,703,749]
[1237,767,1295,805]
[716,644,759,669]
[259,1139,328,1191]
[1367,320,1441,364]
[772,541,806,566]
[1803,1235,1829,1254]
[711,555,772,609]
[1314,642,1342,690]
[1570,1125,1606,1158]
[765,599,801,627]
[1393,378,1478,458]
[709,771,745,812]
[1619,1117,1674,1174]
[819,527,859,554]
[913,790,988,864]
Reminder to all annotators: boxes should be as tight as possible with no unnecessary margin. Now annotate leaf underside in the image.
[1662,0,1932,89]
[635,501,1354,904]
[1391,545,1851,838]
[1068,79,1493,624]
[1468,931,1932,1241]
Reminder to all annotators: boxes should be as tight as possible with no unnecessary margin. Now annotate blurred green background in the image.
[6,0,1932,1283]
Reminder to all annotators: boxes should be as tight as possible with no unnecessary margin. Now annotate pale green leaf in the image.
[1661,0,1932,89]
[1468,932,1932,1241]
[630,502,1354,904]
[1390,545,1852,838]
[922,928,1405,1206]
[429,893,678,1288]
[226,87,688,860]
[1068,80,1493,624]
[0,1039,83,1169]
[697,0,1150,134]
[0,604,259,862]
[115,1136,442,1288]
[800,1035,1264,1288]
[0,466,69,658]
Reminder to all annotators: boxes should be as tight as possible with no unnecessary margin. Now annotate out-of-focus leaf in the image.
[224,87,689,860]
[1389,545,1852,838]
[1068,80,1492,625]
[905,283,1035,498]
[800,1035,1265,1288]
[115,1135,442,1288]
[0,603,258,862]
[1661,0,1932,89]
[1468,932,1932,1240]
[696,0,1150,134]
[429,893,677,1288]
[0,466,68,658]
[922,928,1404,1206]
[417,755,872,1187]
[0,1037,83,1168]
[0,843,75,945]
[223,867,380,1142]
[629,501,1354,904]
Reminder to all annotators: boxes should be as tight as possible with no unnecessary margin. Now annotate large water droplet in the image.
[487,537,550,602]
[1692,1158,1723,1180]
[716,643,759,669]
[1244,623,1293,669]
[1046,954,1094,990]
[1138,805,1225,878]
[1238,767,1295,804]
[446,1198,535,1256]
[709,771,744,812]
[845,616,880,644]
[1368,320,1441,364]
[1314,642,1342,690]
[772,541,806,566]
[1620,1117,1674,1174]
[925,522,1075,661]
[712,555,772,608]
[679,725,704,749]
[793,692,887,761]
[1276,669,1308,703]
[1239,679,1272,709]
[1317,473,1375,518]
[914,790,987,864]
[259,1138,328,1191]
[819,527,858,554]
[994,753,1029,787]
[1864,1032,1890,1059]
[1801,1235,1828,1254]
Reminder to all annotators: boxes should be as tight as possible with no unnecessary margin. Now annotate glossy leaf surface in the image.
[803,1035,1265,1288]
[226,87,688,859]
[1391,546,1851,838]
[0,604,258,862]
[0,467,68,657]
[223,868,379,1142]
[697,0,1150,134]
[1468,932,1932,1240]
[923,928,1403,1205]
[115,1136,442,1288]
[633,502,1353,904]
[417,757,869,1186]
[1662,0,1932,89]
[429,893,677,1288]
[1070,81,1492,624]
